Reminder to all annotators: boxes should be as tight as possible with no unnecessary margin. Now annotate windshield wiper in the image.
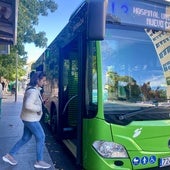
[118,107,157,120]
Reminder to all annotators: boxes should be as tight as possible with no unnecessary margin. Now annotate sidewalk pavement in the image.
[0,92,56,170]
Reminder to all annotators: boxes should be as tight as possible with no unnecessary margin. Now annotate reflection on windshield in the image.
[101,27,169,112]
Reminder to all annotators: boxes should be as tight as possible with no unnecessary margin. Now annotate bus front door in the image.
[59,36,85,167]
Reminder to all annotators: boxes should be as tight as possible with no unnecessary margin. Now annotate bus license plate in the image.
[159,157,170,167]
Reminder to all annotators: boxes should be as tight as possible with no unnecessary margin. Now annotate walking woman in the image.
[2,71,51,169]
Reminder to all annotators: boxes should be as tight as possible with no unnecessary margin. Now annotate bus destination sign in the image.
[108,0,170,31]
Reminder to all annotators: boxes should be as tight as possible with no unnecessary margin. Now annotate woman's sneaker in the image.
[34,161,51,169]
[2,154,17,165]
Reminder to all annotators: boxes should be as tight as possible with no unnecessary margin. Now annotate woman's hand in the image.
[42,95,49,104]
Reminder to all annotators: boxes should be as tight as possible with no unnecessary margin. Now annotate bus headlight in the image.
[92,141,128,158]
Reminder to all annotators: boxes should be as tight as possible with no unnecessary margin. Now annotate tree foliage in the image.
[17,0,57,55]
[0,0,58,81]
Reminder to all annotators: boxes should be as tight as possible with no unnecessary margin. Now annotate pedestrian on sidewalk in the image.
[0,82,3,119]
[2,71,51,169]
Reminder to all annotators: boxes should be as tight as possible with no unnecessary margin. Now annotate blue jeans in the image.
[9,121,45,161]
[0,98,2,118]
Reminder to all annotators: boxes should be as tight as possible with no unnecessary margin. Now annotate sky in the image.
[25,0,82,63]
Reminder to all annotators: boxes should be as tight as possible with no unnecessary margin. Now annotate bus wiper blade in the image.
[118,107,155,120]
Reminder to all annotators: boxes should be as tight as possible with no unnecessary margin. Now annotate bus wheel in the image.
[50,107,61,141]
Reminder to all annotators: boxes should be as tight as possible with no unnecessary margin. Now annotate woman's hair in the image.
[29,71,46,87]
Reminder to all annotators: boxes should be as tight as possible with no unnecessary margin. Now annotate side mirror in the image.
[87,0,108,40]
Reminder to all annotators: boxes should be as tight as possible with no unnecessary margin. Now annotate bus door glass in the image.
[101,25,170,124]
[60,39,79,137]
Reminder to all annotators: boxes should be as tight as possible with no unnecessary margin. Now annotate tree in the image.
[0,0,58,80]
[17,0,58,55]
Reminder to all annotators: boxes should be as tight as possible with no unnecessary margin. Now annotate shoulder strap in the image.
[26,86,36,91]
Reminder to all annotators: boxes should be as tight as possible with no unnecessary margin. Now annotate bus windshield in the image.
[101,25,170,123]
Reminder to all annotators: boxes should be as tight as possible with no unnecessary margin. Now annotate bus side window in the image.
[85,42,98,118]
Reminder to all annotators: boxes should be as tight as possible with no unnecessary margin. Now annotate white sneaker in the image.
[34,161,51,169]
[2,153,17,165]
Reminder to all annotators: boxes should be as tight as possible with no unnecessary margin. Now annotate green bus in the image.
[32,0,170,169]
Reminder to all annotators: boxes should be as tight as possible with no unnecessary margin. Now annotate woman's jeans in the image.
[9,121,45,161]
[0,98,2,118]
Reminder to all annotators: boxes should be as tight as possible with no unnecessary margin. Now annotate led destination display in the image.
[108,0,170,31]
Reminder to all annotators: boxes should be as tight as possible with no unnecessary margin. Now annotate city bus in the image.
[32,0,170,169]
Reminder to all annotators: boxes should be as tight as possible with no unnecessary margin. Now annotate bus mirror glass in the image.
[87,0,108,40]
